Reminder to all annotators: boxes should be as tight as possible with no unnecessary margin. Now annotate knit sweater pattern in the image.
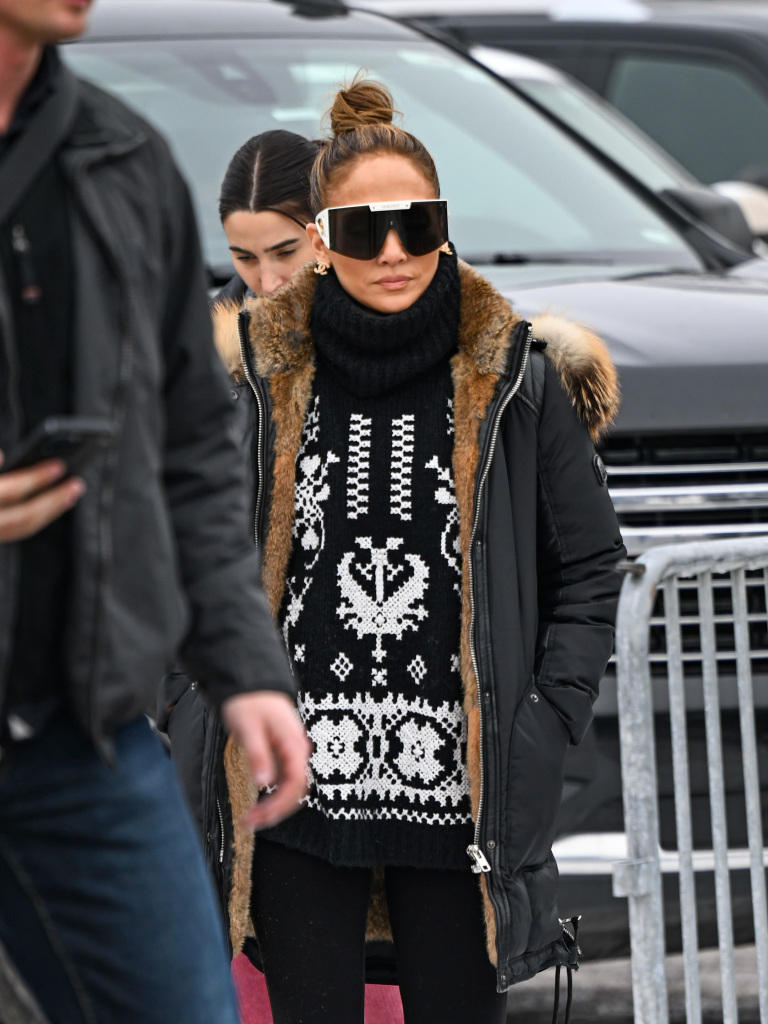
[263,255,474,869]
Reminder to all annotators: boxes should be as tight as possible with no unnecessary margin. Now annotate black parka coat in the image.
[165,259,625,992]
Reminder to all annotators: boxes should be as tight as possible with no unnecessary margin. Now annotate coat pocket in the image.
[537,678,595,746]
[504,681,570,872]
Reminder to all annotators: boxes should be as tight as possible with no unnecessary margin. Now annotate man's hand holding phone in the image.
[0,416,117,542]
[0,452,85,542]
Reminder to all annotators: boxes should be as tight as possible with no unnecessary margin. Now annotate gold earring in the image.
[439,242,453,255]
[314,261,330,276]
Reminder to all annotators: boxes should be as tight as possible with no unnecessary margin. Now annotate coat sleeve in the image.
[535,358,625,744]
[156,152,294,708]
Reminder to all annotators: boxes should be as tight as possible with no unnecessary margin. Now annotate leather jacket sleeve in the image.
[534,359,626,744]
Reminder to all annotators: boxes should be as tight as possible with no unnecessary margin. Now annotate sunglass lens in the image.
[399,202,447,257]
[331,206,379,261]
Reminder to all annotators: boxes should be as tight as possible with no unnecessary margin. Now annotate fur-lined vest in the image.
[176,260,625,993]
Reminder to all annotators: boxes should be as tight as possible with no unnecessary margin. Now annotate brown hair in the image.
[310,73,440,214]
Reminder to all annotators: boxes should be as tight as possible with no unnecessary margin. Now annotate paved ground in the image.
[234,945,762,1023]
[506,945,762,1023]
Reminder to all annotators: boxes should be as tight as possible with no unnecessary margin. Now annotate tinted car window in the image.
[63,38,697,273]
[607,55,768,184]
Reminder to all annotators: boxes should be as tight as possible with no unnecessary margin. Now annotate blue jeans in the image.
[0,712,239,1024]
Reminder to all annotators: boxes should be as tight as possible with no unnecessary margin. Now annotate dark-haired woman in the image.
[156,127,319,923]
[216,129,318,302]
[193,78,625,1024]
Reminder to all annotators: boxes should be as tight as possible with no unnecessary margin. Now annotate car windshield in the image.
[63,37,699,274]
[514,77,696,194]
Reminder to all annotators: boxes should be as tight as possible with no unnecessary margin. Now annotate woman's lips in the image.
[377,276,411,290]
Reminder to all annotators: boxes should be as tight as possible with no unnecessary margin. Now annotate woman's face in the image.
[223,209,314,295]
[307,153,441,314]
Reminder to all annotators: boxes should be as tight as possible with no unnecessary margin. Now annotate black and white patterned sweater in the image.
[263,256,474,869]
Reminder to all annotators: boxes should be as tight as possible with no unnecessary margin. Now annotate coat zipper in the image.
[467,324,533,875]
[237,310,265,549]
[216,795,225,864]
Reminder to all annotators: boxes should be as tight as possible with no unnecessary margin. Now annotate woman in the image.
[157,125,318,902]
[216,129,317,303]
[204,76,625,1024]
[163,123,409,1023]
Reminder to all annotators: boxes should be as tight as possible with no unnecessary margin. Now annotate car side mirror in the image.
[659,186,755,252]
[712,181,768,243]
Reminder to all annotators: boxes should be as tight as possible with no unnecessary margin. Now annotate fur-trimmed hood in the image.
[212,259,619,440]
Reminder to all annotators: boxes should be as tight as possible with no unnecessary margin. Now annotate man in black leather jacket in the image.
[0,2,309,1021]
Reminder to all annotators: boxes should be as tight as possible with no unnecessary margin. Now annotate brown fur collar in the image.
[212,260,619,439]
[213,260,619,964]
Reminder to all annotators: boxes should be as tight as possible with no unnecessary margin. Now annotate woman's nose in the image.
[378,229,408,264]
[261,267,287,295]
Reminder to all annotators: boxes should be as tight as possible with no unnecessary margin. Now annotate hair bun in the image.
[329,74,397,139]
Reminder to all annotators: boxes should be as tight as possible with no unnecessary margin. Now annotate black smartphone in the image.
[1,417,118,477]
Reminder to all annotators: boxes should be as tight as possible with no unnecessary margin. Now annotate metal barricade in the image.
[612,537,768,1024]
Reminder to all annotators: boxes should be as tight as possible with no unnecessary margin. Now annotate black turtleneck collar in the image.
[310,250,460,398]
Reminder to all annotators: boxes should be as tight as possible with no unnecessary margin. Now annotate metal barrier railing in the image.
[612,537,768,1024]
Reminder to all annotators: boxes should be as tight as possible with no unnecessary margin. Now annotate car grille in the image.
[599,431,768,556]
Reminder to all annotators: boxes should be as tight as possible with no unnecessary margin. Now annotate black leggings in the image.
[251,839,508,1024]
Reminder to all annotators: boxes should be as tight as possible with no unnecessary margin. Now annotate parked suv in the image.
[67,0,768,960]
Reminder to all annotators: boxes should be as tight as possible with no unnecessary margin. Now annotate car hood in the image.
[484,264,768,433]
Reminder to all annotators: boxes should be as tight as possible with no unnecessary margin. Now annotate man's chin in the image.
[43,3,93,43]
[46,16,90,43]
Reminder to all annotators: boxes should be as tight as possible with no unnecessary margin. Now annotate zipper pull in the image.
[11,224,42,305]
[467,844,492,874]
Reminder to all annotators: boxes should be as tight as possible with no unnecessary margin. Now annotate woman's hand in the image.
[221,691,312,830]
[0,452,85,543]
